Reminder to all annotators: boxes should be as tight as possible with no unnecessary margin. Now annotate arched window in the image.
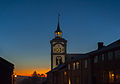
[56,56,62,65]
[76,62,79,69]
[73,63,75,70]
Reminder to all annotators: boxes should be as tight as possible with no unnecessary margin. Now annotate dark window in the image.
[102,54,104,61]
[71,57,74,59]
[94,56,98,63]
[102,71,108,83]
[108,52,113,60]
[115,50,120,59]
[76,77,79,84]
[85,60,88,68]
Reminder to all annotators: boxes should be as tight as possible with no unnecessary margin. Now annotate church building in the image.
[47,16,120,84]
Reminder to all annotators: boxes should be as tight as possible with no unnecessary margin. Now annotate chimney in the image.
[98,42,104,50]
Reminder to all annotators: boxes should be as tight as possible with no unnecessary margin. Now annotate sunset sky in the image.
[0,0,120,76]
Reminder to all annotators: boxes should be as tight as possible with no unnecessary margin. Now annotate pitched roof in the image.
[99,39,120,51]
[0,57,14,68]
[47,63,66,74]
[87,39,120,55]
[66,54,88,62]
[67,39,120,62]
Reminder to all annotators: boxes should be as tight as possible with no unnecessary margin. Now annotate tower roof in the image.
[55,22,62,32]
[55,13,62,32]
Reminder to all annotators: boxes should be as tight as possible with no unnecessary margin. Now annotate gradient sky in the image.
[0,0,120,76]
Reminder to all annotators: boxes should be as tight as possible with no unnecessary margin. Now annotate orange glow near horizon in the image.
[15,68,50,77]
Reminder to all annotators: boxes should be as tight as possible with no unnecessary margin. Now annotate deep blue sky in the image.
[0,0,120,75]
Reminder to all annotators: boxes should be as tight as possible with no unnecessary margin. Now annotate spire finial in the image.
[58,12,60,25]
[56,12,61,31]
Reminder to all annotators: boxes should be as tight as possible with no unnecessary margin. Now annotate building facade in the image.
[0,57,14,84]
[47,19,120,84]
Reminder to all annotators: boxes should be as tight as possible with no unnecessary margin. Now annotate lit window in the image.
[64,72,66,76]
[102,54,104,61]
[85,60,88,68]
[115,50,120,59]
[94,56,98,63]
[76,62,79,70]
[68,64,70,70]
[108,52,113,60]
[112,73,114,77]
[69,77,71,84]
[73,63,75,70]
[109,71,114,83]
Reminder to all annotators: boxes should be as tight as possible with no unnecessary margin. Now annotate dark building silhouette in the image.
[47,17,120,84]
[0,57,14,84]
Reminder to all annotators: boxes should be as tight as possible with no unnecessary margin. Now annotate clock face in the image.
[57,48,61,52]
[53,44,65,53]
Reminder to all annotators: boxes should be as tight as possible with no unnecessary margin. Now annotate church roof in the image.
[86,39,120,55]
[46,63,66,74]
[66,39,120,62]
[66,54,88,62]
[99,39,120,51]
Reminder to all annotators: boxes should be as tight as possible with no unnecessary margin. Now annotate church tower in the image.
[50,15,67,69]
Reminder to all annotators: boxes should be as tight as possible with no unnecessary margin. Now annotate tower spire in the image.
[57,13,61,32]
[55,13,62,38]
[58,13,60,25]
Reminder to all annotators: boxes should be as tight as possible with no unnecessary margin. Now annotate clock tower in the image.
[50,16,67,69]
